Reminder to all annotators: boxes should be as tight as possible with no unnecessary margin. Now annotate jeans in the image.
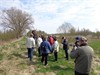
[27,48,33,61]
[65,49,68,60]
[38,47,41,57]
[41,53,48,65]
[75,71,89,75]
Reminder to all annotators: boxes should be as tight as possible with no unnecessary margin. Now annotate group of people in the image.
[26,30,94,75]
[26,31,69,65]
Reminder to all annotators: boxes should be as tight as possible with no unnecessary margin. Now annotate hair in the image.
[54,36,57,41]
[79,36,88,46]
[30,33,33,37]
[42,35,46,41]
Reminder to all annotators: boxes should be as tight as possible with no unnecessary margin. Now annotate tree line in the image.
[0,7,100,42]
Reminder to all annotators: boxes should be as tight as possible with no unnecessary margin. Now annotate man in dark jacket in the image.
[70,36,94,75]
[40,36,52,66]
[62,37,69,60]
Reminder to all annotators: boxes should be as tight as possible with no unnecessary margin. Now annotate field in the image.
[0,37,100,75]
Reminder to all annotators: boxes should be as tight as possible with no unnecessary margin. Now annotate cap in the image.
[80,36,87,41]
[75,36,80,41]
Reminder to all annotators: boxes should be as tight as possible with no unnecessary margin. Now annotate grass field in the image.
[0,37,99,75]
[89,39,100,57]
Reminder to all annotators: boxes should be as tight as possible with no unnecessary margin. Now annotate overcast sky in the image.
[0,0,100,34]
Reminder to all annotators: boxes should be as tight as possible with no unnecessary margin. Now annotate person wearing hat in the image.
[70,36,94,75]
[74,36,80,48]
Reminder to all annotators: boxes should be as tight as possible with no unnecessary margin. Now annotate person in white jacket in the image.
[52,36,59,61]
[26,33,35,61]
[37,35,43,57]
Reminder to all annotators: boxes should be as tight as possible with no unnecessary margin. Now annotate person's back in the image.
[41,40,51,54]
[26,37,35,48]
[74,46,94,74]
[49,36,54,46]
[37,36,42,47]
[40,36,51,66]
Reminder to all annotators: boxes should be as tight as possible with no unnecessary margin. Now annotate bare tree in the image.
[69,27,76,34]
[1,7,34,38]
[95,30,100,39]
[57,22,74,33]
[78,28,92,36]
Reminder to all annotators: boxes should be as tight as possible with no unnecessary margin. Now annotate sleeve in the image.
[48,42,52,52]
[32,39,35,48]
[53,42,56,50]
[70,48,80,59]
[57,42,59,52]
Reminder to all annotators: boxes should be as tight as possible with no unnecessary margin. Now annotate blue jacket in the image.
[40,40,52,54]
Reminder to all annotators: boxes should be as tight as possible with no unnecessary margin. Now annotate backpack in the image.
[41,45,46,52]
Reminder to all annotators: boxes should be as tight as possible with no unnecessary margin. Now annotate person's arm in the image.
[48,42,52,52]
[56,42,59,52]
[32,39,36,48]
[70,47,79,59]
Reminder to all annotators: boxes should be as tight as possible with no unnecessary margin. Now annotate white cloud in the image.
[0,0,100,33]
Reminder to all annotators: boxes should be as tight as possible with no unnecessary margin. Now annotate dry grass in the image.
[0,37,100,75]
[92,56,100,75]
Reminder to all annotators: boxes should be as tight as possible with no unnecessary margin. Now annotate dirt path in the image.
[93,56,100,75]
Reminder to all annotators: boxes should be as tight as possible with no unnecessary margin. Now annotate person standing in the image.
[70,36,94,75]
[62,37,69,60]
[26,33,35,62]
[37,35,43,57]
[48,35,54,46]
[40,36,52,66]
[52,36,59,61]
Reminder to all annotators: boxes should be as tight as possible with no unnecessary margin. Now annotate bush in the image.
[0,30,17,41]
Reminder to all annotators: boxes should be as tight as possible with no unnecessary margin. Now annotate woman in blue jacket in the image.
[40,36,52,66]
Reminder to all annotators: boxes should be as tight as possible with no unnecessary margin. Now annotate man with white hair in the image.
[70,36,94,75]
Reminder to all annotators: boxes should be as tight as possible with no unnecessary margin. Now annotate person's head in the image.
[74,36,80,46]
[42,35,47,41]
[30,33,33,37]
[54,36,57,41]
[32,30,36,34]
[75,36,80,41]
[62,36,65,39]
[79,36,87,46]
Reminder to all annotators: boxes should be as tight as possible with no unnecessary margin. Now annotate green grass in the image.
[89,39,100,57]
[0,37,99,75]
[34,53,95,75]
[0,53,3,61]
